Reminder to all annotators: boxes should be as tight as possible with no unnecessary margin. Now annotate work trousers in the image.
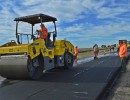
[121,57,127,72]
[94,51,99,59]
[75,53,78,60]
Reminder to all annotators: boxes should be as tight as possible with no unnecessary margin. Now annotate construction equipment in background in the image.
[0,14,75,79]
[117,40,130,52]
[127,41,130,49]
[119,40,130,48]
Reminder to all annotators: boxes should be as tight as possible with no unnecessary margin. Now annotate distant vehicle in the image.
[127,41,130,49]
[118,40,130,50]
[101,45,106,48]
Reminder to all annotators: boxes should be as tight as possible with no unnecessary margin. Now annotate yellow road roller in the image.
[0,13,75,79]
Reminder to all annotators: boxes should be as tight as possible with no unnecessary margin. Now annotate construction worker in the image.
[74,46,79,60]
[111,45,114,52]
[119,41,127,72]
[93,44,99,59]
[37,24,48,39]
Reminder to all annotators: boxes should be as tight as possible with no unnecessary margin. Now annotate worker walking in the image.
[74,46,79,61]
[119,41,127,72]
[93,44,99,59]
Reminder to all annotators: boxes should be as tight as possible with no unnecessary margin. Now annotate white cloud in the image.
[81,0,106,10]
[0,0,130,47]
[64,24,85,33]
[58,21,130,41]
[86,22,130,37]
[9,0,87,23]
[81,0,130,19]
[97,7,128,19]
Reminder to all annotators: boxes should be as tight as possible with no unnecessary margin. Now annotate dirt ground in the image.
[106,60,130,100]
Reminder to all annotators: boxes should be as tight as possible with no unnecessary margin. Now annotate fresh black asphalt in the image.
[0,55,121,100]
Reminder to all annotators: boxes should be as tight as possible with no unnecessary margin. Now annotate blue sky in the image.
[0,0,130,48]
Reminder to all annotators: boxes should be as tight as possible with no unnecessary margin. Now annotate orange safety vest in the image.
[74,47,79,54]
[38,26,48,39]
[119,44,127,57]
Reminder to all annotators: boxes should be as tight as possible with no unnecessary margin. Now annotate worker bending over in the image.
[93,44,99,59]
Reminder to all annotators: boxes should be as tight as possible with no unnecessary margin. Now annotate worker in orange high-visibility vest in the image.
[41,24,48,39]
[37,24,48,39]
[74,46,79,60]
[119,41,127,72]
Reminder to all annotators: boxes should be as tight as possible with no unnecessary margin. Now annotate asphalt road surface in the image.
[0,55,121,100]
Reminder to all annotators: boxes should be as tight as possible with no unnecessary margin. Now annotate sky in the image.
[0,0,130,48]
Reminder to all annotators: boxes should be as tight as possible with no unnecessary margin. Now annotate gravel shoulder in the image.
[107,60,130,100]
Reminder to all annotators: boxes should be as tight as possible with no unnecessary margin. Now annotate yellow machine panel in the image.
[0,44,28,54]
[54,40,75,56]
[0,41,17,47]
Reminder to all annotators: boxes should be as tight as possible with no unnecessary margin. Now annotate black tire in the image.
[27,55,44,79]
[64,52,74,69]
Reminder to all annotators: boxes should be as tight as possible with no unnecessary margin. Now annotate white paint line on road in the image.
[105,71,112,82]
[73,92,88,94]
[98,60,104,65]
[74,73,80,77]
[73,68,89,77]
[74,83,79,86]
[72,91,95,99]
[73,59,105,77]
[73,53,117,77]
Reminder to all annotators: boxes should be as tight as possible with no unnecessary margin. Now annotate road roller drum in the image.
[0,54,43,79]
